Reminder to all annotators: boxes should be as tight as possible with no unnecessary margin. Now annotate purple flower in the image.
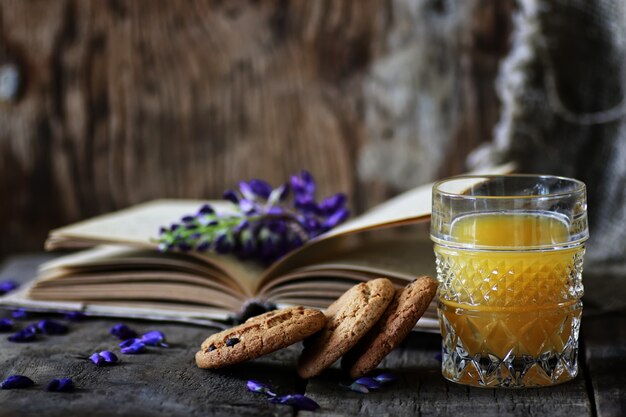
[291,171,316,198]
[120,340,146,354]
[37,319,69,335]
[11,308,28,320]
[223,190,240,204]
[8,326,37,343]
[109,324,138,341]
[0,280,18,295]
[158,171,349,264]
[64,311,87,321]
[354,377,382,390]
[140,330,168,347]
[0,318,14,332]
[197,204,215,215]
[269,394,320,411]
[246,380,276,397]
[319,193,347,215]
[1,375,34,389]
[322,207,350,230]
[46,378,74,392]
[214,233,235,254]
[90,350,118,366]
[248,179,273,199]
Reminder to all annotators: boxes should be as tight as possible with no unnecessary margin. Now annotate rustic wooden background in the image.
[0,0,514,257]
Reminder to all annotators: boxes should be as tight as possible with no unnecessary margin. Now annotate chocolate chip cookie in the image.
[195,306,326,369]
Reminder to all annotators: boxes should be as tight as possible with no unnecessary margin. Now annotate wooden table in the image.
[0,255,624,417]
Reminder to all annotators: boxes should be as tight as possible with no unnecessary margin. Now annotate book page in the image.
[320,162,516,239]
[45,200,263,297]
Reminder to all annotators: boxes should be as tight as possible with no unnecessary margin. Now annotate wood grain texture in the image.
[0,0,512,257]
[583,314,626,417]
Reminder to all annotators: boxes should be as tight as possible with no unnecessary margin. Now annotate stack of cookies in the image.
[195,276,437,379]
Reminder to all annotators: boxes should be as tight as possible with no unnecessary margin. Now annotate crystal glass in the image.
[430,175,588,388]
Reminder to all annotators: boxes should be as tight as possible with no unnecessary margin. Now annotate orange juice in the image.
[435,213,584,387]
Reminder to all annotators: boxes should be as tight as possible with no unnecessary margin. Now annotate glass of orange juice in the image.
[430,175,588,388]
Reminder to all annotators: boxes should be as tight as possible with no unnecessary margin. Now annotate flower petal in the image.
[7,327,37,343]
[322,207,349,230]
[109,324,138,341]
[373,372,397,385]
[248,179,273,199]
[140,330,168,347]
[120,340,146,354]
[246,380,276,397]
[0,318,14,332]
[1,375,34,389]
[197,204,215,215]
[223,190,240,204]
[354,377,382,390]
[348,382,370,394]
[119,337,141,348]
[46,378,74,392]
[89,352,105,366]
[269,394,320,411]
[0,280,18,295]
[37,319,69,335]
[99,350,118,364]
[11,308,28,320]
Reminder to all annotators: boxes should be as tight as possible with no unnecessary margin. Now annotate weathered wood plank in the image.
[582,314,626,417]
[0,255,295,417]
[302,333,593,417]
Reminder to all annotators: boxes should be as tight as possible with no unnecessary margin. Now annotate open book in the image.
[1,165,513,332]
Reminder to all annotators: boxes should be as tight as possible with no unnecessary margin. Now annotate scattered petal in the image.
[109,324,138,341]
[140,330,168,347]
[11,308,28,320]
[348,382,369,394]
[120,340,146,354]
[269,394,320,411]
[90,350,119,366]
[99,350,119,364]
[64,311,87,321]
[373,372,397,385]
[0,318,14,332]
[89,352,105,366]
[246,380,276,397]
[1,375,34,389]
[0,281,19,295]
[37,319,69,335]
[46,378,74,392]
[119,338,141,348]
[354,377,382,390]
[8,327,37,343]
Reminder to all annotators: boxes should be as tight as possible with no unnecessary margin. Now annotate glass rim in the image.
[432,174,586,200]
